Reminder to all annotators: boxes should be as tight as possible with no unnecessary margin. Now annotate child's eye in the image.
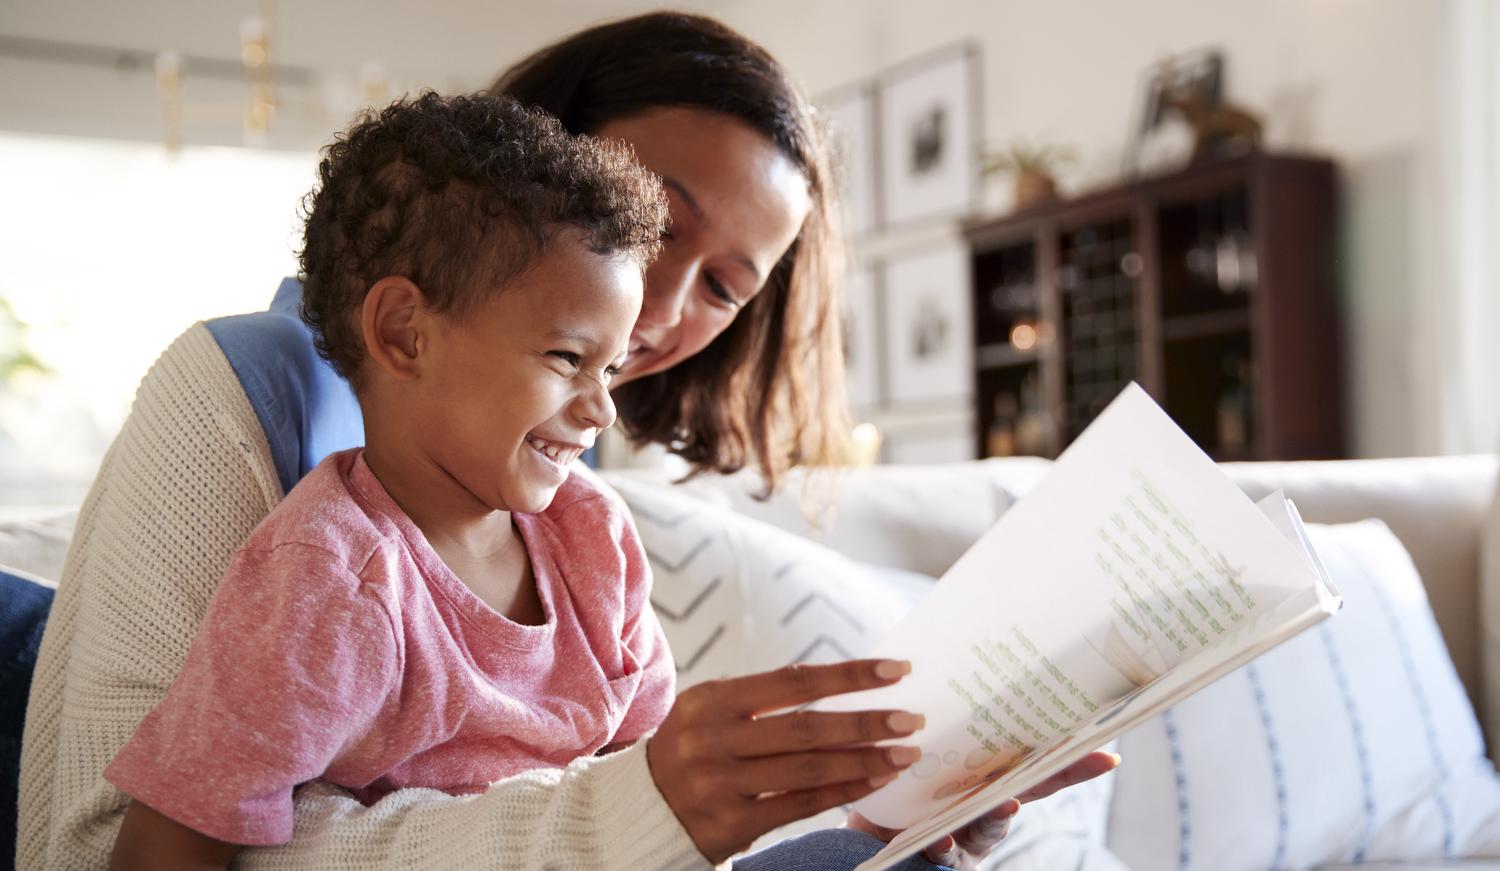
[549,351,582,367]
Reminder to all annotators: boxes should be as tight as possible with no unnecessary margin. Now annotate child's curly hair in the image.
[298,91,667,384]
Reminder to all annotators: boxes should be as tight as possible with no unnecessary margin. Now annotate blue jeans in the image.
[732,828,956,871]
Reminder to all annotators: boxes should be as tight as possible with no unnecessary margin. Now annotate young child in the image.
[104,92,675,866]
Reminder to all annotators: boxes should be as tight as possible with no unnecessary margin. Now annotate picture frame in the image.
[877,44,980,228]
[821,84,880,238]
[841,266,882,410]
[881,245,972,406]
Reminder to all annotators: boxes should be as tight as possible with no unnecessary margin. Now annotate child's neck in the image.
[362,439,509,545]
[362,439,546,626]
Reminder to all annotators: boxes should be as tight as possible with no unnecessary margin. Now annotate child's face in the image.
[413,238,642,515]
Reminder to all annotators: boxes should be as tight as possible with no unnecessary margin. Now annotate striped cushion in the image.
[1107,519,1500,869]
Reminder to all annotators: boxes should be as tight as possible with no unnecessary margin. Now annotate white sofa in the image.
[603,453,1500,870]
[8,454,1500,869]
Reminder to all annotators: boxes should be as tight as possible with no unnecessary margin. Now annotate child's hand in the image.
[646,659,924,864]
[111,799,241,871]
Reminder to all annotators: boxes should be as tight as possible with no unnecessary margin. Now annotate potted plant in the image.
[0,297,47,385]
[980,140,1076,209]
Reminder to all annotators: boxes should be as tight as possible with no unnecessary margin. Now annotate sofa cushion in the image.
[1482,464,1500,760]
[1320,857,1500,863]
[1222,455,1498,760]
[603,473,932,690]
[606,457,1049,580]
[1107,520,1500,870]
[0,513,74,587]
[1,565,56,870]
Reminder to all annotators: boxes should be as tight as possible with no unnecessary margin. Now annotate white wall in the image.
[1,0,1489,459]
[713,0,1472,458]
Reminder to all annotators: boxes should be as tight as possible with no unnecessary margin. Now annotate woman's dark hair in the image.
[492,12,852,494]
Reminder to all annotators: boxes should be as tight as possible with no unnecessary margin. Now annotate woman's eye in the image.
[704,274,739,309]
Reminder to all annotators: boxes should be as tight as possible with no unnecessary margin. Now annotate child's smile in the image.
[524,433,591,474]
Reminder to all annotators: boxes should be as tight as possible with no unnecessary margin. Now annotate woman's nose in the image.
[638,254,694,331]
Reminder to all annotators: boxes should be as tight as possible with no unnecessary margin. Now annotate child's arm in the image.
[110,799,241,871]
[102,543,401,850]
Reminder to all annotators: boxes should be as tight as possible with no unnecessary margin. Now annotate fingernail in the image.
[888,746,922,766]
[887,712,925,733]
[869,773,899,788]
[875,660,912,680]
[1001,797,1022,816]
[1107,752,1123,766]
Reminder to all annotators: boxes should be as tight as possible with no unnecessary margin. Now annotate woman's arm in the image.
[19,324,707,871]
[244,742,705,870]
[111,800,240,871]
[20,323,931,870]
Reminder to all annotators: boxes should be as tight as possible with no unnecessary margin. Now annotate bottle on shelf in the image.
[986,392,1019,458]
[1215,356,1254,455]
[1014,371,1054,456]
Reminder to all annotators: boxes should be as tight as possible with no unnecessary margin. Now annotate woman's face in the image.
[595,107,812,385]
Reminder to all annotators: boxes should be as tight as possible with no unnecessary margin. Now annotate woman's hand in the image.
[846,750,1121,870]
[646,659,926,863]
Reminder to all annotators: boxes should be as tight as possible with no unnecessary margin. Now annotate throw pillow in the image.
[605,474,931,689]
[1107,519,1500,870]
[1483,466,1500,757]
[0,513,74,586]
[1,565,57,869]
[610,458,1045,579]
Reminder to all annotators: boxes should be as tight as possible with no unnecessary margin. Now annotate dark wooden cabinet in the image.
[966,152,1343,462]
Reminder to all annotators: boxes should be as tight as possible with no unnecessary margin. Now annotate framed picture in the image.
[841,266,881,410]
[821,84,880,238]
[881,245,972,405]
[877,45,980,227]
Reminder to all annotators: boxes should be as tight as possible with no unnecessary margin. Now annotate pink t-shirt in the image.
[105,449,675,846]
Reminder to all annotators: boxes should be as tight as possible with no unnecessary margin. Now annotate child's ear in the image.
[360,277,428,382]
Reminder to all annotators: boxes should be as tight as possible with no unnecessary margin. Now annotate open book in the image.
[815,383,1341,871]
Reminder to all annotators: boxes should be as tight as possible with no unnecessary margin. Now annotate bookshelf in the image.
[965,152,1342,462]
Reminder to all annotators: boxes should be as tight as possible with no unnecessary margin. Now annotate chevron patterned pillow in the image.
[605,474,932,690]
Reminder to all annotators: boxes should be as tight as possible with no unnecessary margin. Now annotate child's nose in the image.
[576,379,617,432]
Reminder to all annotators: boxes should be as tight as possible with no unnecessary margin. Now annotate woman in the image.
[19,12,1111,871]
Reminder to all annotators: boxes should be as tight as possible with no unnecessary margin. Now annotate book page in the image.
[813,383,1335,832]
[858,582,1335,871]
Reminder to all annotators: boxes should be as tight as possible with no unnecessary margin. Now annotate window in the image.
[0,133,317,510]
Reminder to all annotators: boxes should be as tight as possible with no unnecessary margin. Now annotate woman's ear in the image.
[360,277,427,383]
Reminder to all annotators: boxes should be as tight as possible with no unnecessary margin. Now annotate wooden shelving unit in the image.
[965,152,1343,462]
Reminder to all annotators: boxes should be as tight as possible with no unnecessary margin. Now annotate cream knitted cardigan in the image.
[18,323,712,870]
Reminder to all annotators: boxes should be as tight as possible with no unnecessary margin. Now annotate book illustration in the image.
[1083,620,1165,689]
